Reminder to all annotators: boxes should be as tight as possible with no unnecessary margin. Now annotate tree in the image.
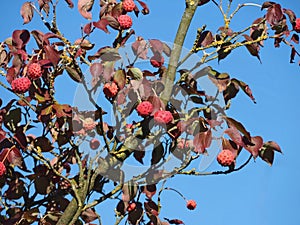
[0,0,298,224]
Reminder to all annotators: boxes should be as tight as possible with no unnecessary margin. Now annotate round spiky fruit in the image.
[136,101,153,117]
[103,82,119,98]
[123,0,135,12]
[90,138,100,150]
[150,54,164,68]
[27,63,42,79]
[11,77,31,94]
[217,149,235,167]
[118,15,133,29]
[0,162,6,177]
[294,18,300,33]
[154,110,173,125]
[186,199,197,210]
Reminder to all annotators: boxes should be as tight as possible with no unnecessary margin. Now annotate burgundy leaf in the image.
[14,127,28,149]
[81,208,98,223]
[78,0,94,20]
[133,149,145,164]
[144,201,159,216]
[242,34,261,63]
[244,136,263,158]
[265,141,282,153]
[261,1,276,10]
[93,19,110,33]
[83,22,93,35]
[128,202,143,225]
[222,138,239,158]
[290,47,296,63]
[64,0,74,8]
[8,147,25,169]
[291,34,299,44]
[223,80,240,104]
[193,129,212,154]
[20,2,34,24]
[31,30,47,48]
[149,39,164,55]
[224,117,251,141]
[44,45,60,66]
[231,78,256,103]
[12,30,30,49]
[266,4,283,26]
[141,184,157,199]
[131,37,148,59]
[137,0,149,15]
[259,145,274,166]
[224,127,245,147]
[198,0,210,6]
[283,8,297,24]
[164,218,184,225]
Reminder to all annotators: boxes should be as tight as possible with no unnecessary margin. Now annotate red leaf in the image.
[20,2,34,24]
[265,141,282,153]
[193,130,212,154]
[12,30,30,49]
[78,0,94,20]
[81,208,98,223]
[93,19,110,33]
[137,0,149,15]
[266,4,283,26]
[131,37,148,60]
[244,136,263,158]
[44,45,60,66]
[141,184,157,199]
[64,0,74,8]
[83,22,93,35]
[149,39,164,55]
[224,127,245,147]
[164,218,184,225]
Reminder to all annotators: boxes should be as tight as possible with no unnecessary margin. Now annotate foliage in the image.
[0,0,297,224]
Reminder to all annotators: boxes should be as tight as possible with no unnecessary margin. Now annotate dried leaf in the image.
[20,2,34,24]
[78,0,94,20]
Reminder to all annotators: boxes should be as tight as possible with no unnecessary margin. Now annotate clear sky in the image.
[0,1,300,225]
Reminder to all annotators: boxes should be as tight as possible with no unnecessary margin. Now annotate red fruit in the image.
[103,82,119,98]
[83,117,97,131]
[154,110,173,125]
[118,15,133,29]
[0,162,6,177]
[150,54,164,68]
[11,77,31,94]
[186,199,197,210]
[27,63,42,79]
[136,101,153,117]
[123,0,136,12]
[127,202,136,212]
[294,18,300,33]
[90,138,100,150]
[217,149,235,167]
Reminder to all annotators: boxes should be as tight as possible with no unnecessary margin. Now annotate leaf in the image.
[197,30,214,47]
[224,127,245,147]
[116,200,126,216]
[193,130,212,154]
[89,47,121,62]
[244,136,263,158]
[224,117,251,141]
[122,181,138,202]
[128,202,144,225]
[231,78,256,103]
[83,22,93,35]
[4,108,22,132]
[151,143,164,165]
[223,80,240,104]
[113,69,126,90]
[266,4,283,26]
[137,0,149,15]
[78,0,94,20]
[141,184,157,199]
[259,145,274,166]
[93,19,110,33]
[265,141,282,153]
[66,65,82,83]
[128,67,143,80]
[149,39,164,55]
[20,2,34,24]
[242,34,261,63]
[44,45,60,66]
[144,201,159,217]
[217,42,232,63]
[134,149,145,164]
[34,136,54,152]
[131,37,148,60]
[12,29,30,49]
[81,208,98,223]
[164,218,184,225]
[291,34,299,44]
[64,0,74,8]
[5,179,24,199]
[53,103,72,118]
[208,72,230,92]
[74,38,94,50]
[222,138,239,158]
[34,176,53,195]
[283,8,296,24]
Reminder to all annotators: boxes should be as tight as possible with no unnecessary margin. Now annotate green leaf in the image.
[128,67,143,80]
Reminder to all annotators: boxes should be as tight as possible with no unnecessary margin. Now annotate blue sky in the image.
[0,1,300,225]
